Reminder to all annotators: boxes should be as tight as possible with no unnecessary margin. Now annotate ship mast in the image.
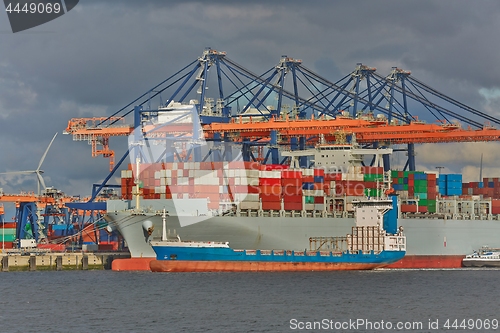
[134,157,141,211]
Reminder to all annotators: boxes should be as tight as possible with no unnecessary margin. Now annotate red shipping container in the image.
[401,204,417,213]
[428,192,437,200]
[260,193,281,202]
[262,201,281,210]
[418,206,428,213]
[282,170,303,179]
[247,185,260,194]
[313,168,325,177]
[284,202,302,211]
[1,242,13,249]
[302,176,314,183]
[1,222,16,228]
[281,178,302,187]
[314,196,324,204]
[283,194,302,203]
[282,185,302,196]
[260,185,282,195]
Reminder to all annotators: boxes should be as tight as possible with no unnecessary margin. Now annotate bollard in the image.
[29,256,36,271]
[82,255,88,270]
[56,256,62,271]
[1,256,8,272]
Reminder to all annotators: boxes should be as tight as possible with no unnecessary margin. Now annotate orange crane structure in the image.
[65,114,500,171]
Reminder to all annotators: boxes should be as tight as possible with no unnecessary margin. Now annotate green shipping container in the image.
[414,180,428,187]
[414,185,428,193]
[391,170,399,178]
[403,184,408,191]
[305,196,314,204]
[419,199,428,206]
[0,234,16,242]
[364,174,383,182]
[0,228,16,235]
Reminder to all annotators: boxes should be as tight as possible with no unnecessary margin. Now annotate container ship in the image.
[149,198,406,272]
[105,141,500,271]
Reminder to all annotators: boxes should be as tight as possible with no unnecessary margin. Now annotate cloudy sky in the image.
[1,0,500,199]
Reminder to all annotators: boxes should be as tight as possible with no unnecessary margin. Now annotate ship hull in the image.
[150,260,389,272]
[105,199,500,270]
[462,259,500,268]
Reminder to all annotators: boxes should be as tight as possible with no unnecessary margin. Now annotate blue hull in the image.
[152,245,405,265]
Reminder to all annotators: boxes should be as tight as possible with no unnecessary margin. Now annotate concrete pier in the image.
[0,252,130,272]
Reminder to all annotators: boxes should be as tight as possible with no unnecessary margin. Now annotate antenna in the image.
[479,153,483,183]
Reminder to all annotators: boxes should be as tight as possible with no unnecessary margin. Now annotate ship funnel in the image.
[383,195,398,234]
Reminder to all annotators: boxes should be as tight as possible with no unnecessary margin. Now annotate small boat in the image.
[149,197,407,272]
[462,247,500,268]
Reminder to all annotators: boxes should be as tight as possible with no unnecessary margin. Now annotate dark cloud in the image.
[1,0,500,196]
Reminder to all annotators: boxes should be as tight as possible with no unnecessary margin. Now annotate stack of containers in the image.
[302,168,315,210]
[492,199,500,214]
[259,168,282,211]
[462,177,500,198]
[236,167,260,210]
[438,174,462,196]
[362,166,383,197]
[324,170,342,197]
[337,166,365,196]
[0,222,16,249]
[413,172,428,213]
[120,161,263,210]
[313,168,325,211]
[391,171,438,213]
[282,169,303,211]
[426,173,437,213]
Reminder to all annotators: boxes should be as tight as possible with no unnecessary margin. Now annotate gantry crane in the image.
[64,48,500,187]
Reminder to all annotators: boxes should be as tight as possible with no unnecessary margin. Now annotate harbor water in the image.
[0,269,498,332]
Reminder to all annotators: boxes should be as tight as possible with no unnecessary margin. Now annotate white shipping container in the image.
[314,204,325,211]
[121,170,127,178]
[160,178,167,186]
[189,170,194,178]
[160,194,166,199]
[243,194,259,202]
[177,169,183,177]
[246,170,260,178]
[239,201,260,210]
[154,171,161,179]
[126,170,133,178]
[248,178,259,186]
[166,178,172,186]
[304,204,315,210]
[178,177,189,185]
[160,169,167,178]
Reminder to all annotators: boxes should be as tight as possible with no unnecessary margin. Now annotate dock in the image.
[0,250,130,272]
